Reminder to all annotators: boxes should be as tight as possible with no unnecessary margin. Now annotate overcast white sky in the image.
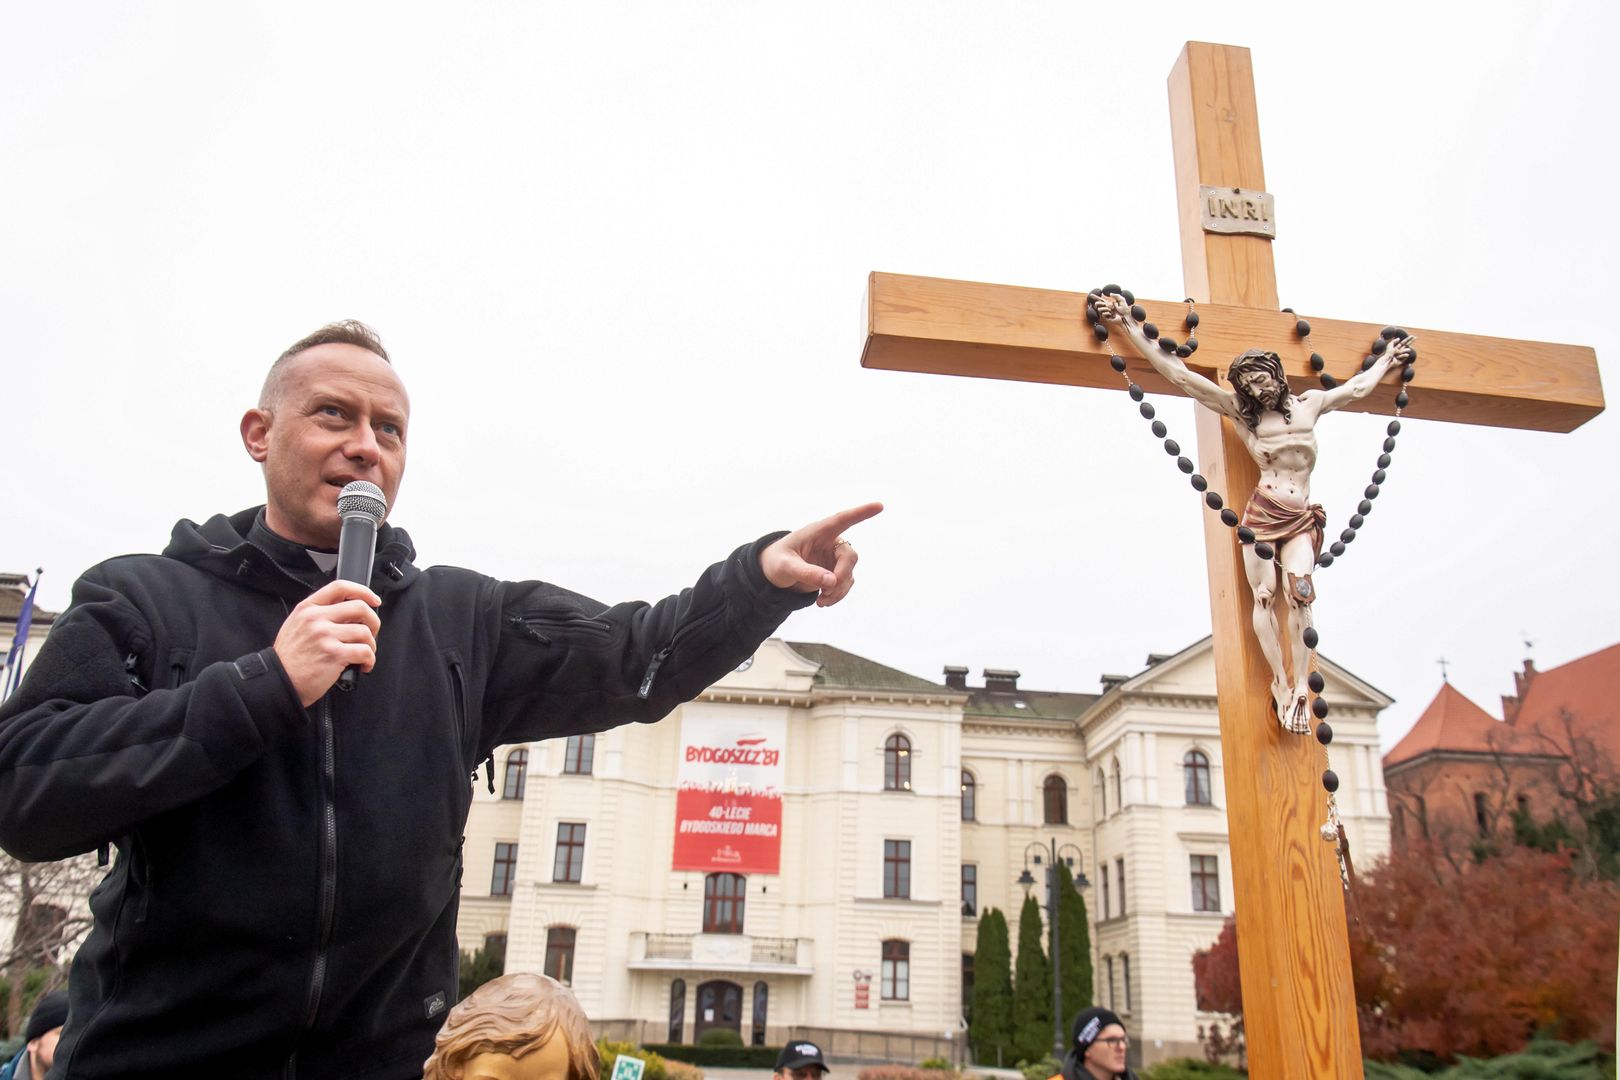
[3,2,1614,751]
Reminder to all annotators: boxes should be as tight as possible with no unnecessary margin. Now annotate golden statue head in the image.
[423,973,600,1080]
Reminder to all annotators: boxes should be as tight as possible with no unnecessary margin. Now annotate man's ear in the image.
[241,408,272,463]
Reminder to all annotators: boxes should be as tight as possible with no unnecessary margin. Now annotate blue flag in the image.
[3,574,39,701]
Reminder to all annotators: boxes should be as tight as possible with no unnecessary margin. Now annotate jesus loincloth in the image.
[1241,489,1327,557]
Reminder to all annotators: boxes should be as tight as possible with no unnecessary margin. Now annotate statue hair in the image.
[1227,349,1291,431]
[423,973,600,1080]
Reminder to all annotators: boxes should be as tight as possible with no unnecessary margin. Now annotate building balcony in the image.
[627,932,813,976]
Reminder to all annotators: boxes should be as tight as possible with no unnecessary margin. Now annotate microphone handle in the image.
[334,514,378,693]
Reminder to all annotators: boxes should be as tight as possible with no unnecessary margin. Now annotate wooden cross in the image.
[859,42,1604,1078]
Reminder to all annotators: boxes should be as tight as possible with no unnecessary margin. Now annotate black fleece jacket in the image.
[0,508,814,1079]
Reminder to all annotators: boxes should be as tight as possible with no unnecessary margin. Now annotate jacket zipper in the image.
[638,607,727,700]
[287,695,340,1078]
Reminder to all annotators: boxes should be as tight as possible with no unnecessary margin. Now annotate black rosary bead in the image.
[1309,352,1324,371]
[1361,356,1376,372]
[1358,499,1372,515]
[1387,420,1401,436]
[1237,526,1256,544]
[1329,541,1345,557]
[1340,528,1357,544]
[1130,304,1147,321]
[1321,374,1338,389]
[1093,323,1109,342]
[1220,508,1239,527]
[1176,345,1193,357]
[1140,403,1156,419]
[1158,337,1178,353]
[1191,474,1208,492]
[1164,439,1180,455]
[1395,390,1409,408]
[1104,283,1122,295]
[1282,307,1295,314]
[1317,553,1334,567]
[1321,768,1339,793]
[1110,355,1126,372]
[1381,326,1406,340]
[1383,437,1397,452]
[1365,483,1380,499]
[1371,337,1388,355]
[1129,383,1145,401]
[1308,671,1325,693]
[1151,420,1167,437]
[1316,722,1333,746]
[1295,318,1312,337]
[1401,365,1416,382]
[1372,469,1386,484]
[1086,302,1099,323]
[1182,337,1198,354]
[1254,542,1274,560]
[1121,289,1136,305]
[1177,456,1194,473]
[1303,627,1319,649]
[1184,311,1200,329]
[1349,514,1364,529]
[1143,322,1160,340]
[1313,697,1330,720]
[1376,453,1390,469]
[1204,491,1223,510]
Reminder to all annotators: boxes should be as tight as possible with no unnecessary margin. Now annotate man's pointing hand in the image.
[760,502,883,608]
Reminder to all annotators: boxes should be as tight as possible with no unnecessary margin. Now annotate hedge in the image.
[642,1043,783,1068]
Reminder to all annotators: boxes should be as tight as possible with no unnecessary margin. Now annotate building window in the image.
[1101,867,1111,919]
[1184,749,1212,805]
[961,864,977,917]
[1122,953,1132,1013]
[544,926,575,985]
[881,940,910,1000]
[961,770,977,821]
[668,979,686,1044]
[553,823,586,883]
[884,839,911,899]
[564,733,595,775]
[1111,757,1123,813]
[1191,854,1221,912]
[1116,858,1126,917]
[1474,792,1490,836]
[503,749,529,799]
[483,932,507,970]
[1095,769,1107,820]
[1104,955,1115,1010]
[962,953,974,1022]
[885,734,912,791]
[751,981,768,1046]
[703,872,747,934]
[491,842,518,897]
[1043,775,1069,825]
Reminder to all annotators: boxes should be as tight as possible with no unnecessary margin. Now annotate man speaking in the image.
[0,321,880,1078]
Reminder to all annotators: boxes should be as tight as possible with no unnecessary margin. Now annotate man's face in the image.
[1083,1024,1128,1077]
[240,344,409,548]
[29,1026,61,1073]
[1234,366,1283,409]
[776,1067,827,1080]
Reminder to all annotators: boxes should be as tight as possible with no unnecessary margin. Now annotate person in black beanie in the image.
[1,989,69,1080]
[1058,1006,1136,1080]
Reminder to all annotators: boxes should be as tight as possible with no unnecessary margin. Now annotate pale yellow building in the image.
[459,636,1392,1069]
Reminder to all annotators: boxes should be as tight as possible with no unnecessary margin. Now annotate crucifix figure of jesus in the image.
[1095,291,1415,731]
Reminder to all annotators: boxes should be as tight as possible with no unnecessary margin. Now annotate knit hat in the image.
[24,989,69,1041]
[1059,1006,1124,1080]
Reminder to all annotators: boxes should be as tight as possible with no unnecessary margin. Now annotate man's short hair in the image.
[259,320,391,410]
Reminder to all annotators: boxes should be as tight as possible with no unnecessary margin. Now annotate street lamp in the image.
[1019,838,1088,1058]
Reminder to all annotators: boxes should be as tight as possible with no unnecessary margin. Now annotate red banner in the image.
[671,712,785,874]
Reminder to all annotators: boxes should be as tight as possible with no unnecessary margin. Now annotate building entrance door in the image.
[693,980,742,1042]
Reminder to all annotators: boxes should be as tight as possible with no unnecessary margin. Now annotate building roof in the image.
[1511,643,1620,764]
[0,572,58,627]
[1384,682,1519,767]
[963,683,1098,723]
[784,642,951,694]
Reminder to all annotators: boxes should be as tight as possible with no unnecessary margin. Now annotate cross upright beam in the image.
[856,40,1603,1079]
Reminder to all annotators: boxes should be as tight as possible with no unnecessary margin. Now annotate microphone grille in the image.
[336,480,387,523]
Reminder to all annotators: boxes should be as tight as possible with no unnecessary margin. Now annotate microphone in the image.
[334,480,387,693]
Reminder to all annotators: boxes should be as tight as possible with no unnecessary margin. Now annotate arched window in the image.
[884,734,912,791]
[668,979,686,1043]
[960,770,977,821]
[1043,775,1068,825]
[1183,749,1212,806]
[703,872,747,934]
[1095,769,1107,820]
[1111,757,1123,813]
[502,749,528,799]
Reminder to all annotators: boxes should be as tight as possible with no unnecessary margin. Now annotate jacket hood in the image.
[164,507,422,600]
